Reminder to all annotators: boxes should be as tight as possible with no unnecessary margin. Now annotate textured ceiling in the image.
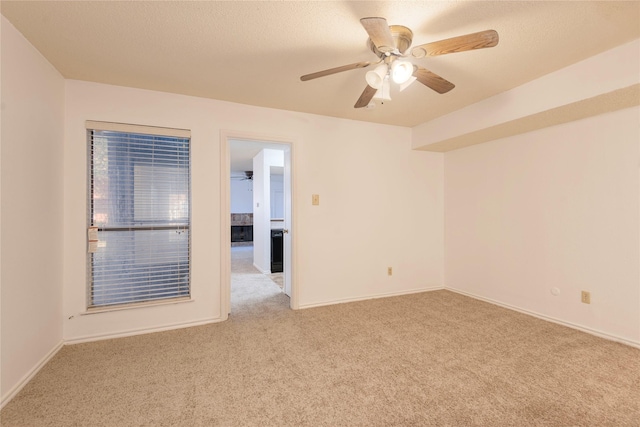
[1,1,639,127]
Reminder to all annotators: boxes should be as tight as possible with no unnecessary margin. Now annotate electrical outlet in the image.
[581,291,591,304]
[387,267,392,276]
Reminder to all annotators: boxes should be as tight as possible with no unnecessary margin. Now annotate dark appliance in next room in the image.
[270,229,283,273]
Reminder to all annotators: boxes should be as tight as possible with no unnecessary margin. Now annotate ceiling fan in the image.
[231,171,253,181]
[300,17,499,108]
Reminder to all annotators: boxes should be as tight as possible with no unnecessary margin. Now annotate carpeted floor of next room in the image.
[231,245,284,310]
[1,246,639,426]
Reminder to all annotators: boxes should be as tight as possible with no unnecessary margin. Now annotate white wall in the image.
[1,17,65,404]
[230,179,253,213]
[444,107,640,345]
[299,128,444,306]
[252,150,267,272]
[270,174,284,219]
[63,80,444,340]
[253,149,284,273]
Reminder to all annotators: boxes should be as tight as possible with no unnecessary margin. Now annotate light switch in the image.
[312,194,320,205]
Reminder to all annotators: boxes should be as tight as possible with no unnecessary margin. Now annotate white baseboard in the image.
[298,286,444,310]
[64,317,223,345]
[253,263,270,274]
[1,340,64,410]
[446,287,640,349]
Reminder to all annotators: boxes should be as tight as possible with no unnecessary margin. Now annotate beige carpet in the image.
[231,245,283,290]
[268,273,284,289]
[2,276,639,425]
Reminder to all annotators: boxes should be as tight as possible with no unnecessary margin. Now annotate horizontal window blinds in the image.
[87,124,190,308]
[86,120,190,138]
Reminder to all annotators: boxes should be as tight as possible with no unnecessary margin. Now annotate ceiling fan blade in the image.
[413,67,455,94]
[300,61,371,81]
[354,85,377,108]
[360,17,396,53]
[411,29,499,58]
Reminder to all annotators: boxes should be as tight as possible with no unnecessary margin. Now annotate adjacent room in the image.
[1,1,639,425]
[229,138,290,311]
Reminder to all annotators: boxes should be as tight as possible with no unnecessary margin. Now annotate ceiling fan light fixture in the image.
[399,75,417,92]
[365,64,388,89]
[373,77,392,102]
[391,60,414,84]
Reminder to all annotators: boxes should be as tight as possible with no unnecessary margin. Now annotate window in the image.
[87,121,190,308]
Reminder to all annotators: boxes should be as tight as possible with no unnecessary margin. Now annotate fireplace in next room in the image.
[231,213,253,244]
[231,225,253,242]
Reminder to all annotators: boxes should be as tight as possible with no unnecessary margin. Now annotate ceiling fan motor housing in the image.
[367,25,414,58]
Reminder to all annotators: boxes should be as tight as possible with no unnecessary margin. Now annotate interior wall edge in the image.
[0,340,64,410]
[412,38,640,152]
[446,287,640,349]
[418,84,640,153]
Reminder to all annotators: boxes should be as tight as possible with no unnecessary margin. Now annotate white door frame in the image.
[220,130,298,318]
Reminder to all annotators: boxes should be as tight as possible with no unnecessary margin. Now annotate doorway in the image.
[220,132,296,318]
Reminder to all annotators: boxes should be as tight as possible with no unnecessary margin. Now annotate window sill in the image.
[81,297,193,315]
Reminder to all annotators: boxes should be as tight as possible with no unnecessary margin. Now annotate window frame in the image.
[86,121,192,310]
